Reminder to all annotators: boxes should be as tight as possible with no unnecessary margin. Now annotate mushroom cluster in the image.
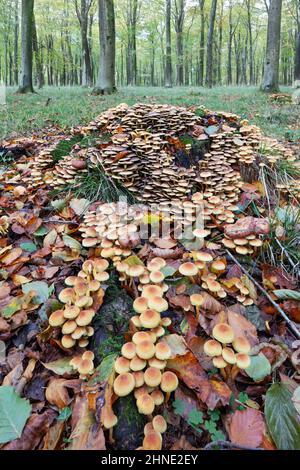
[0,216,9,236]
[45,154,88,190]
[204,323,251,379]
[24,146,56,189]
[70,351,95,380]
[48,259,107,348]
[222,276,255,306]
[221,232,263,255]
[191,192,239,228]
[140,414,167,450]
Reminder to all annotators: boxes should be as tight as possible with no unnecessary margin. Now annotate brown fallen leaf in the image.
[68,395,106,450]
[42,421,65,450]
[2,409,57,450]
[45,378,81,408]
[224,216,269,239]
[227,309,259,346]
[227,408,266,448]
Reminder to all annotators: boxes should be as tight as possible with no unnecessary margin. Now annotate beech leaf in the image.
[0,386,32,444]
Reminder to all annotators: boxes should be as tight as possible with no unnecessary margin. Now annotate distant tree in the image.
[126,0,139,86]
[74,0,94,87]
[93,0,116,94]
[206,0,217,87]
[198,0,205,86]
[174,0,185,86]
[261,0,283,92]
[165,0,172,87]
[18,0,35,93]
[295,2,300,85]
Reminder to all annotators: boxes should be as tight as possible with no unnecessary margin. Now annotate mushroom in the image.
[113,373,135,397]
[114,357,131,374]
[144,367,162,387]
[212,323,235,344]
[142,431,162,450]
[49,310,65,327]
[140,310,161,329]
[121,342,137,359]
[152,415,167,434]
[203,339,222,357]
[160,371,178,401]
[136,394,155,416]
[136,340,156,360]
[232,336,251,354]
[190,294,204,319]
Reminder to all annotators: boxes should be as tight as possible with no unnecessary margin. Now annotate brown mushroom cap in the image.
[144,367,162,387]
[232,336,251,354]
[212,323,235,344]
[144,422,155,435]
[58,288,75,304]
[155,342,171,361]
[190,293,204,307]
[61,335,76,349]
[151,389,164,405]
[71,326,86,340]
[148,296,168,312]
[149,271,165,284]
[78,358,94,375]
[115,356,131,374]
[143,431,162,450]
[136,394,155,415]
[127,265,145,278]
[82,351,95,361]
[69,356,81,369]
[236,353,251,369]
[102,406,118,430]
[143,285,164,299]
[132,331,153,345]
[212,355,227,368]
[130,356,147,371]
[161,371,178,393]
[148,357,167,370]
[140,309,161,329]
[78,338,89,348]
[62,320,77,335]
[196,252,213,262]
[203,339,222,357]
[179,262,198,277]
[222,347,236,364]
[121,342,136,359]
[63,305,80,319]
[160,317,172,327]
[133,371,145,388]
[93,258,109,272]
[131,315,142,328]
[152,415,167,434]
[76,309,95,326]
[151,257,166,268]
[49,310,65,327]
[113,372,135,397]
[136,340,156,360]
[133,297,149,313]
[210,260,226,273]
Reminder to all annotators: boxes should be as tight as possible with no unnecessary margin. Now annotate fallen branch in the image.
[275,237,300,277]
[226,250,300,340]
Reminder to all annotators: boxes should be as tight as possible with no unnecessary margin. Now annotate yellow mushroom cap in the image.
[132,331,153,345]
[144,367,162,387]
[127,265,145,278]
[71,326,86,340]
[93,258,109,272]
[62,320,77,335]
[144,422,155,435]
[78,338,89,348]
[148,357,167,370]
[179,262,198,277]
[49,310,65,327]
[236,353,251,369]
[160,371,178,393]
[63,305,80,319]
[160,317,172,327]
[76,309,95,326]
[133,297,149,313]
[140,309,161,329]
[130,356,147,372]
[136,340,155,360]
[143,285,164,299]
[155,342,171,361]
[210,260,226,273]
[212,355,227,368]
[148,296,168,312]
[82,351,94,361]
[151,389,164,405]
[102,406,118,429]
[196,252,213,262]
[121,342,136,359]
[222,347,236,364]
[78,358,94,375]
[69,356,81,369]
[131,315,142,328]
[203,339,222,357]
[232,336,251,354]
[143,431,162,450]
[134,385,149,400]
[136,394,155,415]
[151,326,165,338]
[207,279,222,293]
[113,373,135,397]
[114,356,131,374]
[190,293,204,307]
[58,288,75,304]
[151,257,166,269]
[149,271,165,284]
[61,335,76,349]
[133,371,145,388]
[88,279,101,292]
[152,415,167,433]
[212,323,235,344]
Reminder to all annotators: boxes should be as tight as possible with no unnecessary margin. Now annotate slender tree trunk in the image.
[295,14,300,85]
[32,12,44,89]
[198,0,205,86]
[18,0,35,93]
[93,0,116,94]
[245,0,254,84]
[206,0,217,87]
[227,2,233,85]
[217,0,223,84]
[165,0,172,87]
[174,0,185,86]
[127,0,138,86]
[14,0,19,85]
[75,0,93,87]
[261,0,282,92]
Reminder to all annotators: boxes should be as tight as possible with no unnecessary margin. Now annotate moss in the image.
[113,395,146,450]
[51,135,82,163]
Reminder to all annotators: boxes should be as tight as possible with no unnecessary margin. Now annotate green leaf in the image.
[160,265,177,278]
[20,242,37,253]
[51,199,67,211]
[245,353,271,382]
[173,399,186,416]
[243,305,266,332]
[204,420,217,434]
[265,383,300,450]
[62,234,82,252]
[57,407,72,422]
[22,281,50,304]
[90,354,118,384]
[33,226,48,237]
[188,409,204,426]
[208,409,220,422]
[211,430,226,442]
[42,357,74,376]
[273,289,300,301]
[238,392,250,404]
[0,386,32,444]
[1,302,21,318]
[292,387,300,415]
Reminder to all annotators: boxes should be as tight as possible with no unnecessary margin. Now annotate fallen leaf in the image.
[228,408,266,448]
[45,378,81,408]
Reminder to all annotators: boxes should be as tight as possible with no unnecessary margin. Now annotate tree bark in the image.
[126,0,138,86]
[227,0,233,85]
[205,0,217,87]
[74,0,93,87]
[295,8,300,85]
[18,0,35,93]
[165,0,172,87]
[32,11,44,88]
[261,0,282,92]
[198,0,205,86]
[174,0,185,86]
[93,0,116,94]
[14,0,19,85]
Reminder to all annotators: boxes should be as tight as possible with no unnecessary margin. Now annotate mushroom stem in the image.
[165,392,171,403]
[231,364,240,381]
[109,428,115,444]
[189,276,196,284]
[195,306,200,320]
[220,367,227,380]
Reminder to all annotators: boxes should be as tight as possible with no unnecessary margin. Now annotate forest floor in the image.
[1,86,299,142]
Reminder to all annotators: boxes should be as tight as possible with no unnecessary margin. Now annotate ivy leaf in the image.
[0,386,32,444]
[208,409,220,422]
[211,430,226,442]
[238,392,249,404]
[265,383,300,450]
[245,353,271,382]
[205,420,217,434]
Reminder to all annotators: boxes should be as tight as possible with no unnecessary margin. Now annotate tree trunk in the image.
[126,0,138,86]
[205,0,217,87]
[227,1,233,85]
[165,0,172,87]
[198,0,205,86]
[14,0,19,85]
[174,0,185,86]
[245,0,254,84]
[93,0,116,94]
[75,0,93,87]
[32,12,44,89]
[261,0,282,92]
[295,15,300,84]
[18,0,35,93]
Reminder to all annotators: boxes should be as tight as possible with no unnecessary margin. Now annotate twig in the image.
[203,440,264,451]
[275,237,300,277]
[226,250,300,340]
[43,218,79,225]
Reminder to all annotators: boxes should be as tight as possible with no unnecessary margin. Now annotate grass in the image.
[1,85,299,141]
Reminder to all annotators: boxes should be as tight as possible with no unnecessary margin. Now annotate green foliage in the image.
[265,383,300,450]
[0,386,32,444]
[245,354,271,382]
[51,136,82,163]
[42,357,74,376]
[91,353,118,385]
[57,407,72,422]
[22,281,51,304]
[98,337,123,358]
